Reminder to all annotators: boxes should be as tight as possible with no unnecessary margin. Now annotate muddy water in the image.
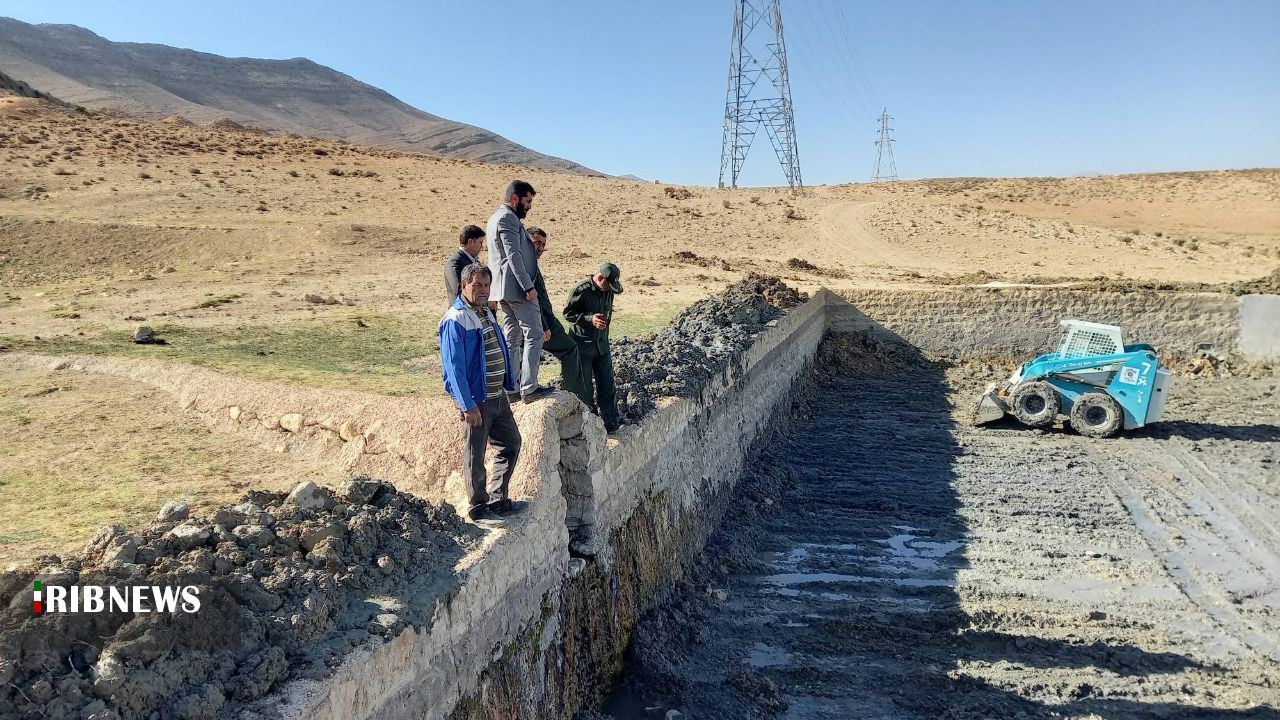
[604,354,1280,719]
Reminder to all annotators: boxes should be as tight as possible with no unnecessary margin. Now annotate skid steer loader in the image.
[974,320,1172,438]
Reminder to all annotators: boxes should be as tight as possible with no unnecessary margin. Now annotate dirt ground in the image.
[610,340,1280,719]
[0,364,337,567]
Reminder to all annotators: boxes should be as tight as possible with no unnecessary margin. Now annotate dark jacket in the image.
[438,295,516,411]
[533,269,565,335]
[444,248,480,301]
[564,278,614,353]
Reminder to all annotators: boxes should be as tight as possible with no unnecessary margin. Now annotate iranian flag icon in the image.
[33,580,42,613]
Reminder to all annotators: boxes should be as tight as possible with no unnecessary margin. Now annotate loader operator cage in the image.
[1055,320,1125,360]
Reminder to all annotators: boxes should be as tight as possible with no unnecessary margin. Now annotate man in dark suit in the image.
[445,225,486,301]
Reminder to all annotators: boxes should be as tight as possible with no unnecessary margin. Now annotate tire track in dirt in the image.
[610,355,1280,719]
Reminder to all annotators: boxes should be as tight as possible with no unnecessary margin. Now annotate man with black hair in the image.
[487,180,553,403]
[445,224,486,301]
[527,227,590,406]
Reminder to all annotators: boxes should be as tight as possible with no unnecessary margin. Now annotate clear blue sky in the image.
[5,0,1279,186]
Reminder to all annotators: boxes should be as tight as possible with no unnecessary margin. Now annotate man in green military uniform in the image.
[564,262,623,433]
[526,227,590,406]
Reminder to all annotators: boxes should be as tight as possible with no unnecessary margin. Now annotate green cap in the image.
[597,262,623,294]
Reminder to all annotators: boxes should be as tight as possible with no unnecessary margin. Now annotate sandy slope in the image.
[1,97,1277,339]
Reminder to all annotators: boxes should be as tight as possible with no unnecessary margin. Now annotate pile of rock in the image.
[610,275,807,425]
[0,479,480,720]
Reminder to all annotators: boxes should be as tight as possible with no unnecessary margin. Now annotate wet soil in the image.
[611,275,807,425]
[606,338,1280,719]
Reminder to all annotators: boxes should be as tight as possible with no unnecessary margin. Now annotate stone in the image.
[299,521,343,551]
[558,412,584,439]
[233,502,273,527]
[280,413,305,433]
[340,477,383,505]
[228,406,242,421]
[338,420,360,442]
[561,437,589,469]
[368,612,403,635]
[156,501,189,523]
[102,537,137,565]
[91,654,127,697]
[287,481,329,510]
[210,507,248,528]
[261,415,281,431]
[132,326,160,344]
[167,523,212,551]
[233,524,275,548]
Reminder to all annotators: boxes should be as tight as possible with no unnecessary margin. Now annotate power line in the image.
[811,0,877,118]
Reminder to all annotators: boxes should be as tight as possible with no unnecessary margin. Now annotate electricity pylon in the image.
[718,0,802,190]
[872,107,898,181]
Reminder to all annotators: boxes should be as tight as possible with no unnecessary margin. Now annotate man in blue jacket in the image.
[439,263,524,523]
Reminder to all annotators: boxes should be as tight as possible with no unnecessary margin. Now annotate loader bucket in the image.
[973,383,1008,425]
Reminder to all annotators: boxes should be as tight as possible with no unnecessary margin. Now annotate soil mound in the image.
[611,275,807,425]
[208,117,267,135]
[0,478,480,720]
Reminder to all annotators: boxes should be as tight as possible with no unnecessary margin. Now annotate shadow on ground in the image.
[598,324,1278,719]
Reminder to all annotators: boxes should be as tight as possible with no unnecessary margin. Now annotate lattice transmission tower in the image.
[872,108,898,181]
[718,0,802,190]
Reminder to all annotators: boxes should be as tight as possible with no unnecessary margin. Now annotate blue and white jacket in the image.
[439,296,516,411]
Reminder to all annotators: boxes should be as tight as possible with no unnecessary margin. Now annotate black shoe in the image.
[522,385,555,403]
[488,498,528,515]
[605,424,620,435]
[467,506,505,527]
[506,391,521,404]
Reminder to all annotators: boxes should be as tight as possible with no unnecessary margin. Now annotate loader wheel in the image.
[1009,381,1060,427]
[1070,392,1123,438]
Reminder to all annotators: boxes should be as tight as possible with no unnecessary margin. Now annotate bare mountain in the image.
[0,17,594,173]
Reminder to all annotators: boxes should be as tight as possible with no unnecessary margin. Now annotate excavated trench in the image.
[2,284,1277,720]
[600,334,1280,719]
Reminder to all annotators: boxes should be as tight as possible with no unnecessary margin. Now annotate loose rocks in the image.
[0,477,480,720]
[611,275,807,425]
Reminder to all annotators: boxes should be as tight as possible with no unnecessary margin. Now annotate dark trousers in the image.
[579,344,618,429]
[543,328,591,407]
[463,395,522,514]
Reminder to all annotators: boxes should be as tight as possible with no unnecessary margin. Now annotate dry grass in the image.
[0,366,335,567]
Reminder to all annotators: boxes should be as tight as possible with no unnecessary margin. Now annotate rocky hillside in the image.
[0,17,593,173]
[0,67,71,106]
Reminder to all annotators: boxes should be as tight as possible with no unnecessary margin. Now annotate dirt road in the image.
[610,346,1280,719]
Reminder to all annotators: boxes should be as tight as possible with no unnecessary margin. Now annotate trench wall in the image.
[19,285,1268,718]
[274,291,831,720]
[829,288,1279,361]
[270,285,1278,720]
